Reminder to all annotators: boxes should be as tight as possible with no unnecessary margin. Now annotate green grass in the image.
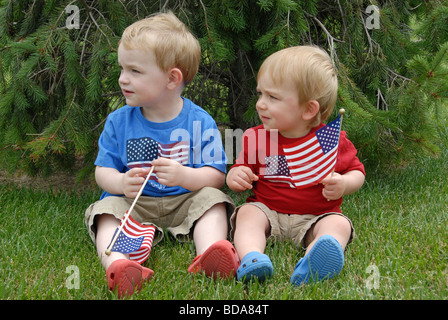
[1,148,448,300]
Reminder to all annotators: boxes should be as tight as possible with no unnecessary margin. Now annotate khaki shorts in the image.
[230,202,354,249]
[85,187,235,245]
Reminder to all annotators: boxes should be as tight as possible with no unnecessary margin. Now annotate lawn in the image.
[1,147,447,302]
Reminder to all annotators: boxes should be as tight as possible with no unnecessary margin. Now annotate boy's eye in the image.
[257,90,278,100]
[132,69,140,73]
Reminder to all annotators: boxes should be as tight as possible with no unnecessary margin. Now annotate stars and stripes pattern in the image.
[126,137,189,179]
[109,212,156,264]
[264,115,341,189]
[264,154,291,185]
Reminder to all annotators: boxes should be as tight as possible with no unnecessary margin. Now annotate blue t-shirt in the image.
[95,97,226,199]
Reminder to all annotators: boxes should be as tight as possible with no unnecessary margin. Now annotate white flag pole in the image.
[330,108,345,178]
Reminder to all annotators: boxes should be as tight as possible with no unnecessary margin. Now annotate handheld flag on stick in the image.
[107,213,156,264]
[265,109,345,189]
[105,166,155,259]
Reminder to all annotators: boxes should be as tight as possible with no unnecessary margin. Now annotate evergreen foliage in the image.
[0,0,447,178]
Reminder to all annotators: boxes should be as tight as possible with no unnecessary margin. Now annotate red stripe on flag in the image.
[283,133,338,189]
[119,214,156,264]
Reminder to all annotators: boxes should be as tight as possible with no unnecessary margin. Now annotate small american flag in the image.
[109,212,156,264]
[264,115,341,189]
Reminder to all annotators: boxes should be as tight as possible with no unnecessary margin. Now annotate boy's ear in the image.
[167,67,184,89]
[301,100,320,121]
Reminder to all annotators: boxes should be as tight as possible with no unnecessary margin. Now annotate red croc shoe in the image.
[188,240,239,279]
[106,259,154,298]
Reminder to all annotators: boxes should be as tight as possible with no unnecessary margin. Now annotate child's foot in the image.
[290,234,344,286]
[236,251,273,283]
[106,259,154,298]
[188,240,240,279]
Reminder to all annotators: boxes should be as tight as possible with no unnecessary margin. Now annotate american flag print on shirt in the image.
[126,137,189,180]
[264,115,341,189]
[109,213,156,264]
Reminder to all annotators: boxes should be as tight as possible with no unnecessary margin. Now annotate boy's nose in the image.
[119,72,129,85]
[256,98,267,111]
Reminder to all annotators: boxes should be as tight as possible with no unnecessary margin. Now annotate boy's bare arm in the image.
[180,165,225,191]
[95,166,150,198]
[151,157,225,191]
[96,158,226,196]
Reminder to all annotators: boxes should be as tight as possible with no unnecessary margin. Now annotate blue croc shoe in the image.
[290,235,344,286]
[237,251,273,283]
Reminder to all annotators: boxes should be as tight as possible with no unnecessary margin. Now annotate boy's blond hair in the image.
[258,46,338,127]
[119,11,200,85]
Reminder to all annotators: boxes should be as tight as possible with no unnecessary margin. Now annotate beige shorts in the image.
[85,187,235,245]
[230,202,354,249]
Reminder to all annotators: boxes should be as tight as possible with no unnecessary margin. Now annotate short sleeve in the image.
[335,131,366,176]
[94,115,125,172]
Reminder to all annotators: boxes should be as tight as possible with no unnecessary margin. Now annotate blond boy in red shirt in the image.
[226,46,365,285]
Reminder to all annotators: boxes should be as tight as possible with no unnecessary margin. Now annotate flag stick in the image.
[338,108,345,131]
[105,166,155,256]
[330,108,345,178]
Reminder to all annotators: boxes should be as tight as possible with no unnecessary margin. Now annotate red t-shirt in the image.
[231,124,366,215]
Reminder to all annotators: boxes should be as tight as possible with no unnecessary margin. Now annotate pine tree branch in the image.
[198,0,213,44]
[359,10,375,55]
[79,21,92,66]
[377,88,388,111]
[386,67,416,84]
[78,0,113,49]
[310,15,343,64]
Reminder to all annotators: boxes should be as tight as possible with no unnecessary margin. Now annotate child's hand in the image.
[151,157,185,187]
[121,167,151,198]
[320,172,346,201]
[226,166,259,192]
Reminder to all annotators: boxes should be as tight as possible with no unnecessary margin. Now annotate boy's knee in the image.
[236,204,263,221]
[235,205,271,233]
[337,216,352,234]
[315,214,352,236]
[329,215,351,233]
